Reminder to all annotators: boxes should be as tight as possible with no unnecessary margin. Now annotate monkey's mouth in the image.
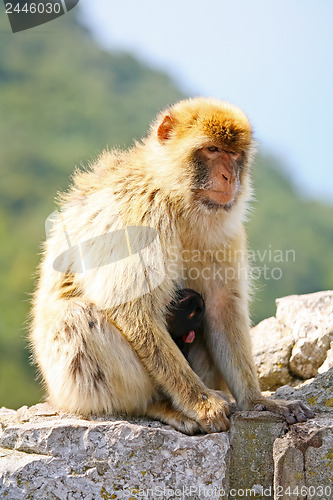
[198,189,235,206]
[182,330,195,343]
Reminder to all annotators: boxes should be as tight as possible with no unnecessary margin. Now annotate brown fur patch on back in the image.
[70,351,84,377]
[59,273,81,299]
[69,349,107,389]
[93,366,107,389]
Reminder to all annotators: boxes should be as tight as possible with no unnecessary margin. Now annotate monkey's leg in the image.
[203,284,314,423]
[32,299,154,416]
[188,333,230,392]
[146,399,203,435]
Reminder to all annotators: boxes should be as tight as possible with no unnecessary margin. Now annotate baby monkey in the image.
[166,288,205,360]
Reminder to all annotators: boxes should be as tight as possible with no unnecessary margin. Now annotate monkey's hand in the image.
[251,397,315,424]
[193,390,231,433]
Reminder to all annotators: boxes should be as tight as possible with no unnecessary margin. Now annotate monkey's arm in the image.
[111,301,230,433]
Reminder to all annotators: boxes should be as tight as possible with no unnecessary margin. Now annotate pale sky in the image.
[79,0,333,202]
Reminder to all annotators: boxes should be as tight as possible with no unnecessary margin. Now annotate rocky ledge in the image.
[1,291,332,500]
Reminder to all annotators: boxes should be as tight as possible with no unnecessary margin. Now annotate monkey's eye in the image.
[207,146,219,152]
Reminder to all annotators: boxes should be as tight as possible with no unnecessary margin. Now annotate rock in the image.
[0,401,332,500]
[277,292,333,379]
[273,415,333,499]
[318,341,333,374]
[0,403,230,500]
[251,317,293,390]
[1,291,333,498]
[252,291,333,390]
[227,412,287,496]
[273,366,333,414]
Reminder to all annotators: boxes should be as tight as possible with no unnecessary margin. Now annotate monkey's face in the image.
[155,97,253,211]
[166,288,205,340]
[192,145,243,209]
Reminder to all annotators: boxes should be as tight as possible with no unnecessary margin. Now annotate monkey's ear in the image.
[157,115,175,143]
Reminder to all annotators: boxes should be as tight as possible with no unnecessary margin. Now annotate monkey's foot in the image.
[252,397,315,424]
[146,401,202,435]
[193,390,231,433]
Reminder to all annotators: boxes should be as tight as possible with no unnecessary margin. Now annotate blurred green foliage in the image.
[0,10,332,409]
[248,155,333,321]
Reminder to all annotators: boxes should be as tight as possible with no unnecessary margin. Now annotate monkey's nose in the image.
[222,170,235,184]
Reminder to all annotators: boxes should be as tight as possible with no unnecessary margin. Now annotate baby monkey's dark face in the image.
[166,288,206,360]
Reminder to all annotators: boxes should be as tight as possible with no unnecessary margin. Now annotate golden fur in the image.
[31,97,313,433]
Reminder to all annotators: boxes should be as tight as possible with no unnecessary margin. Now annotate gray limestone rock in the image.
[252,291,333,389]
[0,403,230,499]
[273,366,333,414]
[1,402,332,500]
[1,291,333,499]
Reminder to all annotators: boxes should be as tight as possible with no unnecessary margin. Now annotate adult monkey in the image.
[31,98,313,434]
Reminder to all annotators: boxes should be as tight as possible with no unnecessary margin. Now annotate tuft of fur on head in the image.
[150,97,252,150]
